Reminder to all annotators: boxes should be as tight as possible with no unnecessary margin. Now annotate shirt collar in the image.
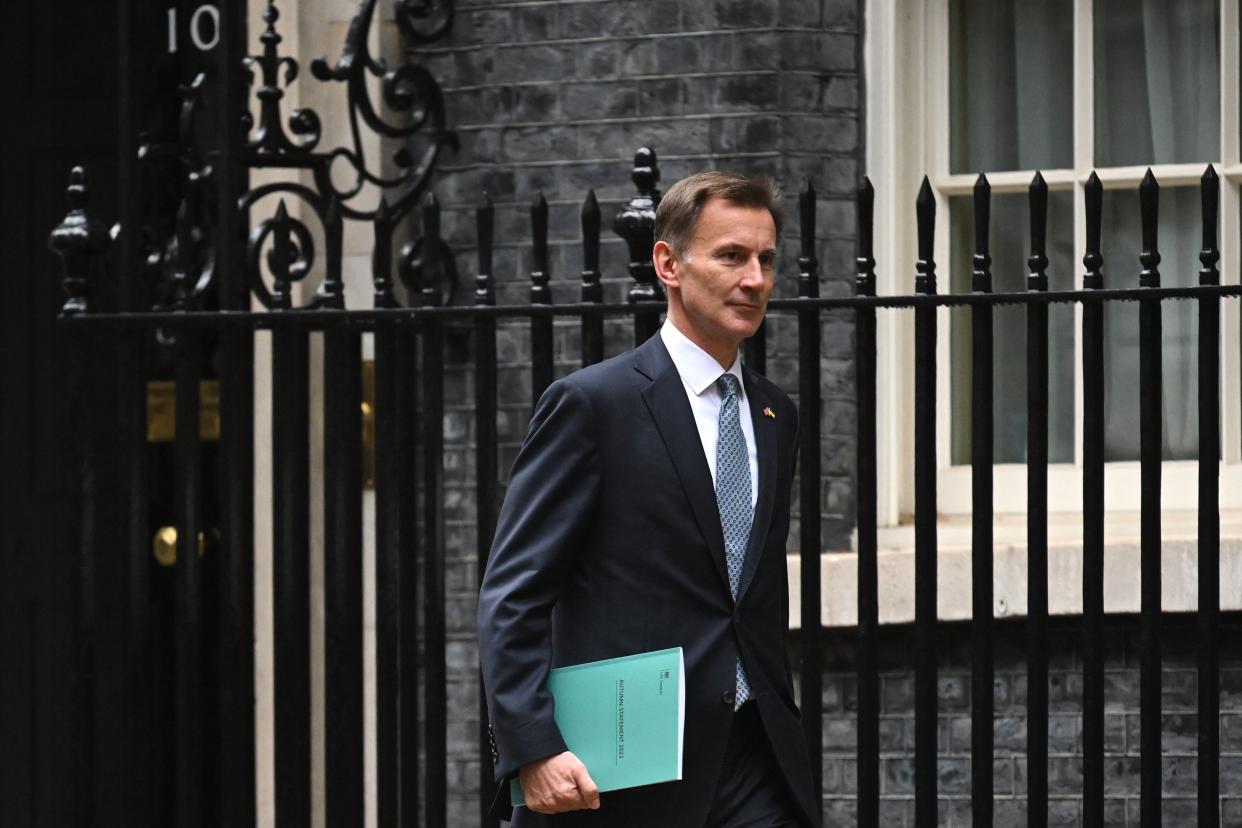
[659,319,745,397]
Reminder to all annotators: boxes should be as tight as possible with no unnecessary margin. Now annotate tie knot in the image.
[716,373,741,399]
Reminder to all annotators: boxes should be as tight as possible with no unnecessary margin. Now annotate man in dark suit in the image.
[478,171,819,827]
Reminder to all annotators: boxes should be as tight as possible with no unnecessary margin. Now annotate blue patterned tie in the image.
[715,373,752,708]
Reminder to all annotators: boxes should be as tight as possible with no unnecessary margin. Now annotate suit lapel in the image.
[736,368,777,603]
[635,337,732,597]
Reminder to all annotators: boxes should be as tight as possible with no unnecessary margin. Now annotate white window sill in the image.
[786,511,1242,629]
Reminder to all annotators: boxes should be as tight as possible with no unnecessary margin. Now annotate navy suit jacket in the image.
[478,333,819,827]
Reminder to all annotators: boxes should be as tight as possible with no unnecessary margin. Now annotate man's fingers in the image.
[571,762,601,810]
[519,752,600,813]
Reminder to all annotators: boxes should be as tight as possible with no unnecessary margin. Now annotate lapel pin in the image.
[763,406,775,419]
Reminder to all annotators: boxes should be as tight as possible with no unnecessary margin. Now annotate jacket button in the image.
[721,689,736,706]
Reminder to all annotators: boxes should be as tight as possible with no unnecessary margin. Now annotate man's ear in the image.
[653,240,678,290]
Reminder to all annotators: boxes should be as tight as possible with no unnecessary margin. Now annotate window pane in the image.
[1101,187,1200,461]
[950,191,1076,465]
[1094,0,1219,167]
[949,0,1074,174]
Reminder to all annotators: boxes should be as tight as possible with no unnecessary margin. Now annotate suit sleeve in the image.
[477,378,601,780]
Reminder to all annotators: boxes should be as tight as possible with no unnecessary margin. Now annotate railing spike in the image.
[855,179,875,299]
[582,188,599,215]
[581,189,601,274]
[1085,172,1103,262]
[1139,169,1161,287]
[973,174,991,293]
[1083,173,1104,291]
[530,190,550,304]
[475,193,494,305]
[797,183,819,300]
[268,199,293,309]
[581,189,602,305]
[915,176,936,294]
[1029,172,1048,250]
[857,177,874,267]
[1201,166,1220,287]
[1028,172,1049,291]
[1201,164,1219,255]
[420,191,442,307]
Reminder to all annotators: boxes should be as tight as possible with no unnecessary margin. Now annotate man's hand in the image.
[518,751,601,814]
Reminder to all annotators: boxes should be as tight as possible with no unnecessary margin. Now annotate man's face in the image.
[655,197,777,359]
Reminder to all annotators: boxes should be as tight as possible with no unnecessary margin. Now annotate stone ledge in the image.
[787,514,1242,628]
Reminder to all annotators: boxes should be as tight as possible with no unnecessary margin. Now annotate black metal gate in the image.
[47,4,1233,825]
[54,147,1234,825]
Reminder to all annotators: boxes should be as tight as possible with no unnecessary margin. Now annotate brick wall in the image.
[815,616,1242,826]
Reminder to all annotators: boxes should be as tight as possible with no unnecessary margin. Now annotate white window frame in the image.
[865,0,1242,528]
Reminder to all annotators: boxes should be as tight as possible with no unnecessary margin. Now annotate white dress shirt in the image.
[659,319,759,508]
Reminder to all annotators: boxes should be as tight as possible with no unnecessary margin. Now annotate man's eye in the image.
[720,251,740,261]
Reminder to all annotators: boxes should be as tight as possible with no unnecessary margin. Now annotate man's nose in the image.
[738,256,766,288]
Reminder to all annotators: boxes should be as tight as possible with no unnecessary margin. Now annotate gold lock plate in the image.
[147,366,374,485]
[147,380,221,442]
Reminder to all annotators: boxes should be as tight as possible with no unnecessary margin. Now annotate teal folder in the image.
[510,647,685,806]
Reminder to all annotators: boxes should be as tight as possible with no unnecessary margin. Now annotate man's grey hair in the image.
[653,171,784,258]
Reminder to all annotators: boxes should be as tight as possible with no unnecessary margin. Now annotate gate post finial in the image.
[48,166,114,316]
[613,147,663,305]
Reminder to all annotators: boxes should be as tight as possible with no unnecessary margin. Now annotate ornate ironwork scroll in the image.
[130,0,457,314]
[242,3,322,155]
[239,0,458,310]
[139,73,218,313]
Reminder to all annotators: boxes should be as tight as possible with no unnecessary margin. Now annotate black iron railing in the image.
[52,150,1230,826]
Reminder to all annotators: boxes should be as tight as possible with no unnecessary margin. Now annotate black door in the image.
[0,2,237,824]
